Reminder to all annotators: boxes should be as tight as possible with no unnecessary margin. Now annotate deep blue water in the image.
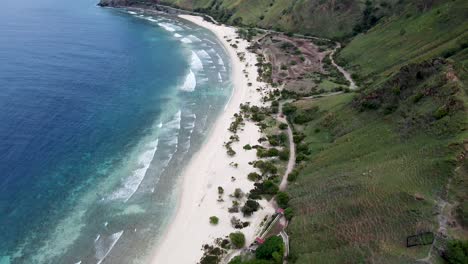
[0,0,231,263]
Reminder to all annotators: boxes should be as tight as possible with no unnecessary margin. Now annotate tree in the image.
[229,232,246,248]
[256,236,284,260]
[276,191,290,208]
[248,172,261,181]
[444,240,468,264]
[241,199,260,216]
[210,216,219,225]
[279,149,289,161]
[284,207,294,220]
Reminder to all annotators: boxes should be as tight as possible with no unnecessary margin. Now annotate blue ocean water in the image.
[0,0,231,263]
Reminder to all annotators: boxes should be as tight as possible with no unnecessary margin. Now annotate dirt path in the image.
[277,101,296,192]
[330,43,357,90]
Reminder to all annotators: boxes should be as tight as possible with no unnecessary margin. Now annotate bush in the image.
[218,186,224,195]
[444,240,468,264]
[257,148,279,158]
[276,191,290,208]
[233,188,244,199]
[279,149,289,161]
[282,103,297,115]
[284,207,294,220]
[287,170,299,182]
[209,216,219,225]
[279,123,288,130]
[278,133,288,145]
[254,160,278,175]
[296,143,310,155]
[243,144,252,150]
[229,232,246,249]
[256,236,284,260]
[248,172,261,181]
[241,199,260,216]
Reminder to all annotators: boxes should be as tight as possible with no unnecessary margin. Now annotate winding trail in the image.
[277,101,295,191]
[330,43,357,90]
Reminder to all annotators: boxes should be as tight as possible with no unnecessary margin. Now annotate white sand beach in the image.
[151,15,274,263]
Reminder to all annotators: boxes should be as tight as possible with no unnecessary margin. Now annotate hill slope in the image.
[100,0,426,39]
[283,0,467,262]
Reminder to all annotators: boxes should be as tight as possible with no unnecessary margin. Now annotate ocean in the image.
[0,0,231,263]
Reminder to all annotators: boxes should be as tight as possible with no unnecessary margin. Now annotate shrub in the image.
[434,106,448,119]
[256,236,284,260]
[218,186,224,195]
[278,133,288,145]
[209,216,219,225]
[276,191,290,208]
[293,132,305,143]
[229,232,246,248]
[287,170,299,182]
[444,240,468,264]
[248,172,261,181]
[254,160,278,175]
[257,148,279,158]
[282,103,297,115]
[241,199,260,216]
[243,144,252,150]
[297,143,310,155]
[279,149,289,161]
[233,188,244,199]
[279,123,288,130]
[284,207,294,220]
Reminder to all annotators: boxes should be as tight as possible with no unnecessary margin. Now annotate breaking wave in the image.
[180,70,196,92]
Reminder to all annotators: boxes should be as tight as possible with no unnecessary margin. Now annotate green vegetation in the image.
[241,199,260,216]
[256,236,285,262]
[284,207,294,221]
[248,172,262,182]
[444,240,468,264]
[210,216,219,225]
[229,232,246,249]
[275,191,289,208]
[339,0,468,78]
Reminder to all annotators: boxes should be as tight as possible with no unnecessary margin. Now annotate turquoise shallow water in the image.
[0,0,231,263]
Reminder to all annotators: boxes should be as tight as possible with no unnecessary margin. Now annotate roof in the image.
[255,237,265,244]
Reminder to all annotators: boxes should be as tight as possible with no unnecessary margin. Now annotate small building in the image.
[255,237,265,244]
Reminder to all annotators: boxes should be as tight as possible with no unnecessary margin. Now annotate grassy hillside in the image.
[338,0,468,79]
[280,0,468,262]
[156,0,420,39]
[285,58,467,263]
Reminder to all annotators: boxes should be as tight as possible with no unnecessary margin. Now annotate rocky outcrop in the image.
[97,0,136,7]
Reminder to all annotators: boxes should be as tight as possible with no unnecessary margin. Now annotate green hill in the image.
[282,0,467,262]
[100,0,423,39]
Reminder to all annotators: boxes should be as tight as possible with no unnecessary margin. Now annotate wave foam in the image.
[196,50,211,60]
[158,22,183,32]
[191,51,203,71]
[188,35,201,42]
[95,230,124,264]
[216,53,224,66]
[174,33,182,38]
[180,37,192,44]
[180,70,196,92]
[108,139,159,202]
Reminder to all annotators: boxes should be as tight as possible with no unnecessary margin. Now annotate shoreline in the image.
[151,15,274,263]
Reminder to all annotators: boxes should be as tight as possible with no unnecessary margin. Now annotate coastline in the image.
[151,15,274,263]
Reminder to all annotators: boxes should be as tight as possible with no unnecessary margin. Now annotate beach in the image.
[151,15,274,263]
